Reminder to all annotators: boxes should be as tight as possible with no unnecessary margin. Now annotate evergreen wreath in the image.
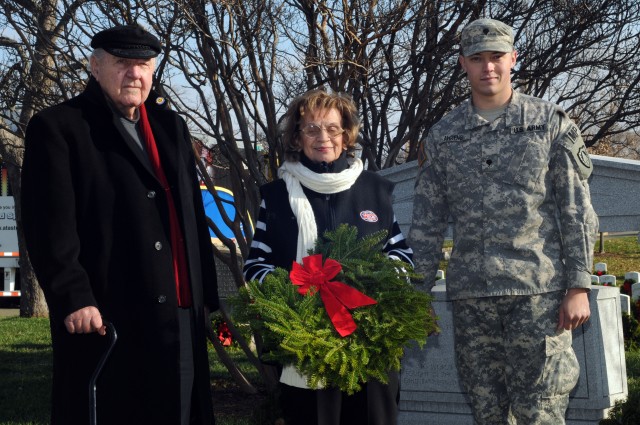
[233,224,437,394]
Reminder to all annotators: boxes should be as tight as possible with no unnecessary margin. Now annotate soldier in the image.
[408,18,598,424]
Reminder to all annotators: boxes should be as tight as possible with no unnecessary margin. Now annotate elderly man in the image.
[409,18,598,424]
[21,24,218,425]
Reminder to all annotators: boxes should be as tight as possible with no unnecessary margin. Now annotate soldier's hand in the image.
[557,288,590,331]
[64,306,106,335]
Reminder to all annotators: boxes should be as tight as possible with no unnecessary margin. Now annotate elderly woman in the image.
[243,89,413,425]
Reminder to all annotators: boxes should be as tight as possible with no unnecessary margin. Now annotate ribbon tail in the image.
[327,281,377,309]
[319,288,357,337]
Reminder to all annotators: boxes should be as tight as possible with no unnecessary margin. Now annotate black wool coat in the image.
[21,77,218,425]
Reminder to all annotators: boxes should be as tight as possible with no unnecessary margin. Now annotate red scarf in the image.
[139,103,192,307]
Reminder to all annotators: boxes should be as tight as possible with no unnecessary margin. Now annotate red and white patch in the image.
[359,210,378,223]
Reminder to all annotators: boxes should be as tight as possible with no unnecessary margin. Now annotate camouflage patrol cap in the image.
[460,19,514,56]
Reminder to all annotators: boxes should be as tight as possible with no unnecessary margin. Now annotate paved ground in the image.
[0,307,19,317]
[0,298,20,317]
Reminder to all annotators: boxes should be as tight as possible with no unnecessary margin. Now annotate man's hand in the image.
[63,306,106,335]
[557,288,590,331]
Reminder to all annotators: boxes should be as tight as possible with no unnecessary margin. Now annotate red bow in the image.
[290,254,377,337]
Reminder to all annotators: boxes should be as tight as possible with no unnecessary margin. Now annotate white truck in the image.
[0,172,19,297]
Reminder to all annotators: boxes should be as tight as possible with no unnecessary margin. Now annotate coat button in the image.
[147,190,156,198]
[155,241,162,250]
[157,295,167,304]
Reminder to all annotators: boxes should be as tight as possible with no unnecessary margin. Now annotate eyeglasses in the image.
[299,123,345,139]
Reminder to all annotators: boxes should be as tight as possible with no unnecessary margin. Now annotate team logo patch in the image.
[360,210,378,223]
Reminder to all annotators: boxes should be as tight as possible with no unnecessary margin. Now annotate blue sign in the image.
[200,186,251,240]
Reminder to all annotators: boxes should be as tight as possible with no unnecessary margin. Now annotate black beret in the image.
[91,24,161,59]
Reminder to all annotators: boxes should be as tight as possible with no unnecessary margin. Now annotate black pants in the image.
[280,371,399,425]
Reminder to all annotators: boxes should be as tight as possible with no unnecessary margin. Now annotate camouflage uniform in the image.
[409,89,598,424]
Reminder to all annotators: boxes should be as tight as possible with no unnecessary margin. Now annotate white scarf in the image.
[277,156,364,388]
[278,157,364,263]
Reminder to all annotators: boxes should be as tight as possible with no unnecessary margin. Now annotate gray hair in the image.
[89,48,106,72]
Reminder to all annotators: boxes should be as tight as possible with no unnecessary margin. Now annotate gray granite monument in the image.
[399,285,628,424]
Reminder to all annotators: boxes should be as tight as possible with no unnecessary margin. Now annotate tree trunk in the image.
[11,162,48,318]
[18,258,48,317]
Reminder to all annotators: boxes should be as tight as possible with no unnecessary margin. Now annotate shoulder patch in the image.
[576,145,592,176]
[559,123,592,179]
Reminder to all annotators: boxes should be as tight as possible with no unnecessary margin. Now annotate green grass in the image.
[0,316,267,425]
[594,236,640,285]
[0,317,51,425]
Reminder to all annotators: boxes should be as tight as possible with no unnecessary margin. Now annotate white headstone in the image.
[591,275,601,284]
[625,271,640,284]
[600,275,617,287]
[436,269,445,280]
[632,282,640,302]
[620,294,631,315]
[595,262,608,274]
[435,278,446,286]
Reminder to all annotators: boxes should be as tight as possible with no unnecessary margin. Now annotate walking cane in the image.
[89,320,117,425]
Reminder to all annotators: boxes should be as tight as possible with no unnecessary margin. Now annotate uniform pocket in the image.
[541,331,580,397]
[505,139,548,193]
